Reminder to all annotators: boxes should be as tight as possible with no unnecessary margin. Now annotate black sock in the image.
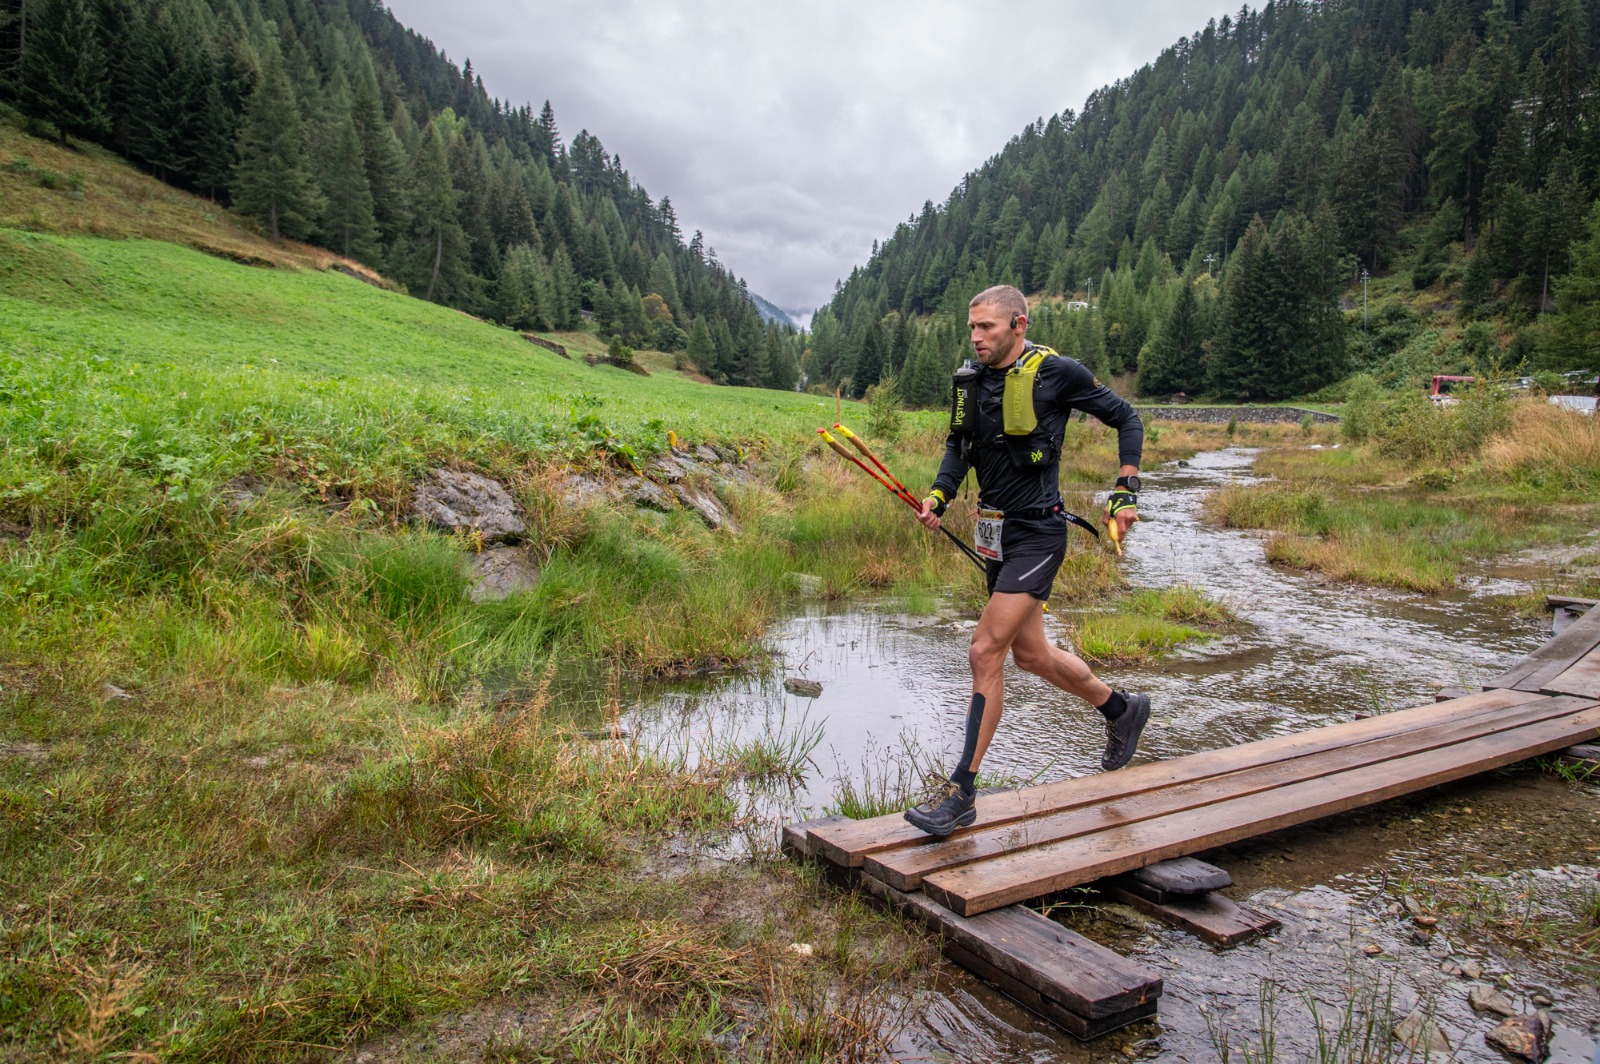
[1097,689,1127,721]
[952,693,985,796]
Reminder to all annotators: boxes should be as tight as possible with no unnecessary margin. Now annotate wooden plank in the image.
[806,687,1546,868]
[923,699,1600,916]
[1542,647,1600,699]
[941,941,1160,1040]
[1547,595,1598,611]
[1103,881,1280,947]
[1486,608,1600,691]
[865,692,1574,891]
[782,814,850,859]
[856,875,1161,1019]
[1131,856,1232,894]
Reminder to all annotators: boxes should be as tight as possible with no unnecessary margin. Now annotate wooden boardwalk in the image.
[786,601,1600,1038]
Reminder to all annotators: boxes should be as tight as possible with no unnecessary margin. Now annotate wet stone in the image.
[1485,1014,1550,1062]
[646,453,702,482]
[1394,1010,1451,1056]
[1530,993,1553,1007]
[411,469,525,543]
[1460,960,1484,980]
[673,483,737,532]
[783,677,823,698]
[468,546,540,603]
[693,444,720,464]
[622,477,678,512]
[1470,986,1517,1016]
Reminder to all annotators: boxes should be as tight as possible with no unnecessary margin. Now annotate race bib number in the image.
[974,509,1004,562]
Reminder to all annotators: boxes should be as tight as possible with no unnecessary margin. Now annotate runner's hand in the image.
[1112,505,1138,539]
[918,498,942,530]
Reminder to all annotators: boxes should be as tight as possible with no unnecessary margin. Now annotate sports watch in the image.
[1115,475,1141,494]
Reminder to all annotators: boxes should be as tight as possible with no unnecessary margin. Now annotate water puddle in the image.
[623,448,1600,1060]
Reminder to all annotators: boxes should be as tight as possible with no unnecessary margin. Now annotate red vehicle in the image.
[1429,375,1475,404]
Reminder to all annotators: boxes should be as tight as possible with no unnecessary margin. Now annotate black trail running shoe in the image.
[904,782,977,837]
[1101,692,1152,771]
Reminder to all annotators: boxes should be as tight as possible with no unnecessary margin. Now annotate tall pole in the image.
[1361,268,1370,331]
[1085,278,1093,304]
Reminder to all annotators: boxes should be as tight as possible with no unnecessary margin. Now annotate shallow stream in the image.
[627,448,1600,1062]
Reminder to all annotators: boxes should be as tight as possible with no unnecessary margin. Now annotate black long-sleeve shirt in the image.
[931,346,1143,516]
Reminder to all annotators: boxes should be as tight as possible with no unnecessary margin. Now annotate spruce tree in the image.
[852,323,884,398]
[231,40,322,241]
[321,111,378,260]
[1549,201,1600,372]
[350,58,409,255]
[404,121,469,302]
[19,0,110,144]
[1208,216,1275,400]
[1139,277,1206,397]
[686,318,715,374]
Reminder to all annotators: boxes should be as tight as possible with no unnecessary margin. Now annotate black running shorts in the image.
[983,512,1068,602]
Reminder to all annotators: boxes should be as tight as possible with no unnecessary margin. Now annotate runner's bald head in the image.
[969,285,1028,324]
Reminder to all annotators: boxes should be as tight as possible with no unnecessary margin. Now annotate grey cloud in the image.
[387,0,1231,318]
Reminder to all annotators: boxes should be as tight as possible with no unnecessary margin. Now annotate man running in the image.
[905,284,1148,837]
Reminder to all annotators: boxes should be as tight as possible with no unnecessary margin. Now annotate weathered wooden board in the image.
[1103,880,1280,947]
[782,814,850,859]
[922,699,1600,916]
[1547,595,1598,612]
[1486,607,1600,691]
[865,692,1571,891]
[856,874,1161,1021]
[1542,647,1600,700]
[941,941,1160,1040]
[807,687,1546,869]
[1131,856,1232,895]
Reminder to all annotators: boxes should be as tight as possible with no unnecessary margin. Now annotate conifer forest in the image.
[0,0,806,390]
[3,0,1599,404]
[819,0,1600,406]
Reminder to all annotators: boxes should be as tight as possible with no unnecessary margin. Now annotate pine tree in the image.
[1138,277,1207,396]
[1549,201,1600,373]
[19,0,109,144]
[851,322,884,398]
[1208,216,1275,400]
[496,243,550,330]
[231,40,322,241]
[686,318,716,374]
[403,121,469,302]
[321,111,378,260]
[350,58,408,255]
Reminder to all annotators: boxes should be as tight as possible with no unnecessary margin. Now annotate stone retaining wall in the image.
[1135,405,1339,425]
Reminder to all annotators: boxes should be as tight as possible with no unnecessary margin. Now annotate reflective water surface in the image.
[626,448,1600,1061]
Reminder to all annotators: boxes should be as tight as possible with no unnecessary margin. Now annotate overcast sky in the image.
[384,0,1232,322]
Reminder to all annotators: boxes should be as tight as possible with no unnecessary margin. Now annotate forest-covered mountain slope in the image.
[0,0,804,389]
[814,0,1600,405]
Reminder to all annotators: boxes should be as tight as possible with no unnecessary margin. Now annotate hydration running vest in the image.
[949,344,1061,471]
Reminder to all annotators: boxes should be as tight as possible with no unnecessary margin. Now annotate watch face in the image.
[1122,476,1141,493]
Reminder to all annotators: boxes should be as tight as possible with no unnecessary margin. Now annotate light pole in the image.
[1361,269,1370,331]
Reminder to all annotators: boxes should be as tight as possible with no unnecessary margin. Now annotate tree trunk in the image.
[269,200,279,242]
[426,224,442,302]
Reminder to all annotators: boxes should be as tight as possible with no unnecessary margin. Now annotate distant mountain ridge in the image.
[749,291,796,328]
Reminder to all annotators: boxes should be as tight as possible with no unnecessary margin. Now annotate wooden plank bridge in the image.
[784,600,1600,1039]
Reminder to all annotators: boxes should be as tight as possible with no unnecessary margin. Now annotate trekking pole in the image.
[816,428,987,573]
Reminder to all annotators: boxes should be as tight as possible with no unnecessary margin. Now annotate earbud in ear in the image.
[1009,313,1019,329]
